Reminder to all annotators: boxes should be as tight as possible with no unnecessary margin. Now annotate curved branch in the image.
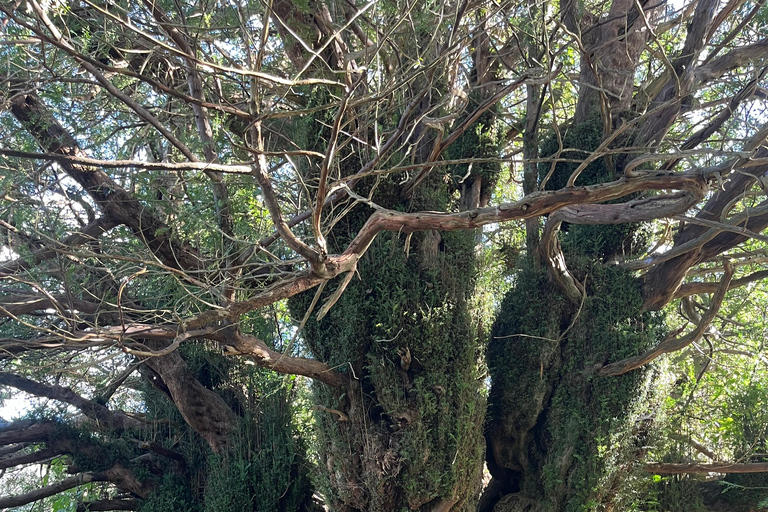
[123,328,214,357]
[0,373,143,430]
[601,260,734,376]
[675,269,768,298]
[641,139,768,309]
[696,38,768,83]
[142,350,236,452]
[249,123,321,266]
[229,331,348,388]
[189,171,711,326]
[642,196,768,309]
[344,172,709,258]
[253,70,435,252]
[540,219,584,304]
[0,472,109,509]
[549,191,702,225]
[8,91,202,271]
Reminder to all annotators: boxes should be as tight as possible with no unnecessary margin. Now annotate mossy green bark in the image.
[287,86,500,511]
[484,115,664,511]
[487,260,665,511]
[290,183,486,511]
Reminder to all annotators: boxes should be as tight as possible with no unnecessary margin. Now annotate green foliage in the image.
[137,347,314,512]
[719,474,768,509]
[139,473,199,512]
[292,223,486,510]
[444,102,504,193]
[644,476,709,512]
[286,87,499,509]
[204,388,314,512]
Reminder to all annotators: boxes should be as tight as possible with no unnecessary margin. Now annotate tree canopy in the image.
[1,0,768,510]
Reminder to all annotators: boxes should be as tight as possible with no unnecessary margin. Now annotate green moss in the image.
[287,84,498,510]
[204,387,314,512]
[290,221,485,510]
[139,473,199,512]
[488,260,666,511]
[538,114,608,192]
[444,100,503,197]
[539,115,648,260]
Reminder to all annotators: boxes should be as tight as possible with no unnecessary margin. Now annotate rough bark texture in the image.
[144,350,237,452]
[289,132,489,512]
[285,30,500,507]
[574,0,661,126]
[642,153,768,309]
[482,2,666,508]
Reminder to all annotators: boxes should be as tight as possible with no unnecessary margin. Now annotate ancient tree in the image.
[1,0,768,510]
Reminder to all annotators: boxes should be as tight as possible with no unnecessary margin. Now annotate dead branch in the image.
[312,405,349,421]
[646,462,768,474]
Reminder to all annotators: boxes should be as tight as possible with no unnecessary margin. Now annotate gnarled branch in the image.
[0,373,144,430]
[601,260,734,376]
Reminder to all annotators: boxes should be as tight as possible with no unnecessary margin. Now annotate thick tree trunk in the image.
[288,47,500,511]
[293,214,486,512]
[144,351,237,452]
[482,1,663,509]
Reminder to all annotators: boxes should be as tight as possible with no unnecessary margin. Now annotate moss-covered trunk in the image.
[289,79,500,511]
[482,261,663,512]
[292,219,486,511]
[482,114,664,512]
[479,3,668,506]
